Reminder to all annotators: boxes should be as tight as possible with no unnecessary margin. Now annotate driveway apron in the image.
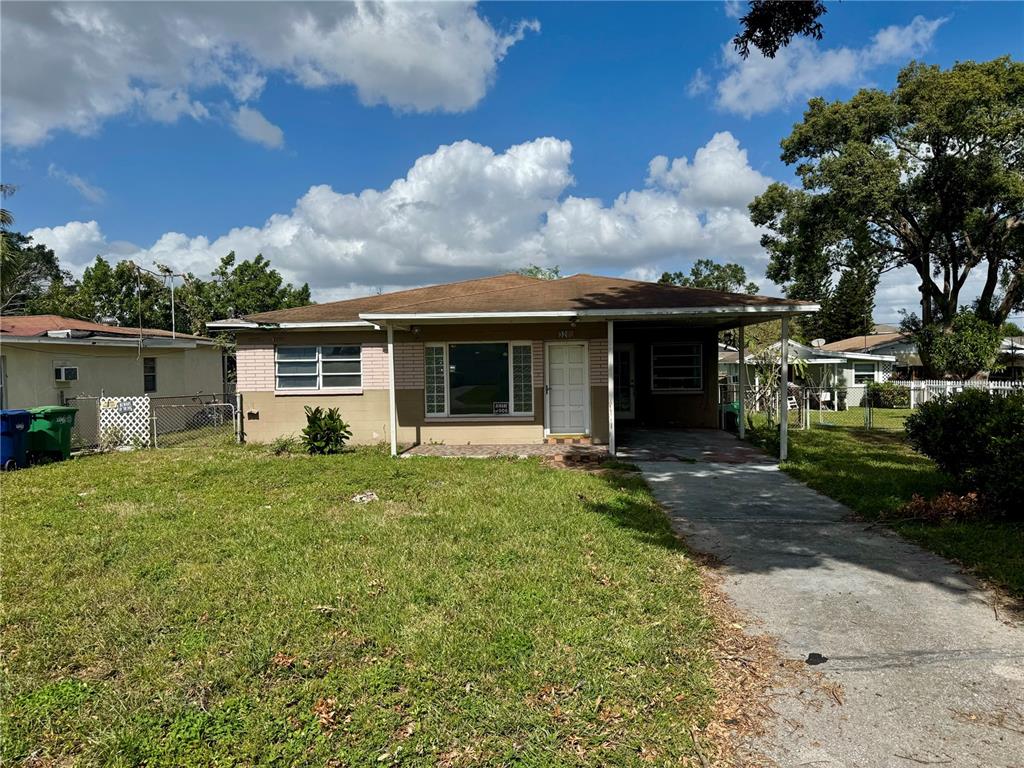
[631,430,1024,768]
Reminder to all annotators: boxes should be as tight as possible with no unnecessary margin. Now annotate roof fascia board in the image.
[1,336,207,349]
[360,304,819,322]
[206,320,380,330]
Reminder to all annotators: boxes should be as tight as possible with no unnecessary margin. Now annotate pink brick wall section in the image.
[236,342,274,392]
[589,338,607,386]
[395,343,424,388]
[532,341,544,386]
[361,343,390,390]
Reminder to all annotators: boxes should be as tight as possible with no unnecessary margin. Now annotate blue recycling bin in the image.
[1,409,33,470]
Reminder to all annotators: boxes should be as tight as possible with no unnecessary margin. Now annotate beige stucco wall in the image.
[233,320,717,445]
[0,342,224,409]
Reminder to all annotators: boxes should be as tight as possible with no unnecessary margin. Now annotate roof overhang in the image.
[0,335,214,349]
[359,304,820,324]
[206,320,379,331]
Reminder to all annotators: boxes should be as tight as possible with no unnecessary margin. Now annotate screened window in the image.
[651,343,702,392]
[275,345,361,390]
[143,357,157,393]
[853,362,876,385]
[424,342,532,417]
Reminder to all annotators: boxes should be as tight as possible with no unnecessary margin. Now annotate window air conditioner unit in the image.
[54,366,79,383]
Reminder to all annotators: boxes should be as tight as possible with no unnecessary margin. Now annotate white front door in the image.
[546,342,589,434]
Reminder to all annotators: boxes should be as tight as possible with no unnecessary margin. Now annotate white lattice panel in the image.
[99,396,151,447]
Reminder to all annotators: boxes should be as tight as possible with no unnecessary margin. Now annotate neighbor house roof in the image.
[821,332,907,354]
[0,314,211,343]
[719,340,895,365]
[210,273,817,328]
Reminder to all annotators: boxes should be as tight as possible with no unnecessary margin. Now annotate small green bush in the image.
[905,390,1024,519]
[300,406,352,455]
[268,435,301,455]
[865,381,910,409]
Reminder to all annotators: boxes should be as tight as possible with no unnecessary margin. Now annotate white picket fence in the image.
[896,379,1021,407]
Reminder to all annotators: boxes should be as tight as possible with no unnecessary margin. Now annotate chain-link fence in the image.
[63,393,238,451]
[151,394,237,448]
[65,395,101,450]
[720,380,1022,435]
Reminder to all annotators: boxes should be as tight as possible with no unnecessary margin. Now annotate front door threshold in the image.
[545,434,592,445]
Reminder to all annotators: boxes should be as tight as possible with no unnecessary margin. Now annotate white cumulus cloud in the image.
[28,133,775,300]
[0,1,538,147]
[715,15,948,117]
[231,107,284,149]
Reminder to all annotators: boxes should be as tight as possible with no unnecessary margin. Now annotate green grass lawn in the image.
[1,446,715,766]
[808,406,912,431]
[782,429,1024,598]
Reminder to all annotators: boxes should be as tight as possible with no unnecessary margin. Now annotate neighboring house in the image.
[997,337,1024,382]
[822,331,1024,381]
[821,332,920,378]
[719,340,896,405]
[209,273,816,456]
[0,315,224,409]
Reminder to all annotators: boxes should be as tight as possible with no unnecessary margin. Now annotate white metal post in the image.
[779,316,789,461]
[737,323,746,439]
[607,320,615,456]
[387,323,398,457]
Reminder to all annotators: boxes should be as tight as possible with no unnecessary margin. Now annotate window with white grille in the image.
[275,346,361,390]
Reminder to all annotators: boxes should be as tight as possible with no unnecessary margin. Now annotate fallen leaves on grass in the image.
[312,697,338,731]
[269,651,295,670]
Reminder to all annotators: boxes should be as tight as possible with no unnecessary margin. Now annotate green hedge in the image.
[905,389,1024,520]
[866,381,911,409]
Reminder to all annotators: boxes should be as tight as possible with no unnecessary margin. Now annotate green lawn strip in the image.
[781,429,1024,598]
[1,446,715,766]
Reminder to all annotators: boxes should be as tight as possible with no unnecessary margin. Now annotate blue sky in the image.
[2,1,1022,321]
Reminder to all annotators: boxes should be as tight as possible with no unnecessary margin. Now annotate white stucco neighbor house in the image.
[719,340,897,391]
[0,314,224,409]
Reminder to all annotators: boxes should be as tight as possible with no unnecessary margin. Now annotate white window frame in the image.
[650,342,703,393]
[424,341,533,419]
[54,364,79,384]
[274,345,362,394]
[852,361,877,385]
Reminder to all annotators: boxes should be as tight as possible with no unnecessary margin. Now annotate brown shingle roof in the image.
[821,332,906,353]
[239,273,811,323]
[0,314,210,341]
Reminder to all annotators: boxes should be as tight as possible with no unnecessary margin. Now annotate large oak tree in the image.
[751,57,1024,364]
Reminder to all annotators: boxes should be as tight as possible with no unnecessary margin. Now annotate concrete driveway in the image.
[630,430,1024,767]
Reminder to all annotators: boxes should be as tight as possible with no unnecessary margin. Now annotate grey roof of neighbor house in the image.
[0,314,212,343]
[214,273,817,326]
[821,332,908,354]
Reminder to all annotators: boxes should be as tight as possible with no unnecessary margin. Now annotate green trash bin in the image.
[27,405,78,462]
[720,400,741,432]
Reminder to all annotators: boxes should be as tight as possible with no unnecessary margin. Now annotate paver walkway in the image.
[632,430,1024,767]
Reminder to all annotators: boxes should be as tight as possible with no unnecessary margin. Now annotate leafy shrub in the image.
[300,407,352,455]
[865,381,910,409]
[905,390,1024,519]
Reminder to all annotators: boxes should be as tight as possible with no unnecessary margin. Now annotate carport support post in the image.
[779,316,789,462]
[387,323,398,457]
[607,320,615,457]
[737,323,746,440]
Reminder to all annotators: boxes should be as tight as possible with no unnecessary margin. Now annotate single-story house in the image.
[819,330,1024,382]
[209,273,817,458]
[720,340,897,390]
[0,314,225,409]
[820,331,919,377]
